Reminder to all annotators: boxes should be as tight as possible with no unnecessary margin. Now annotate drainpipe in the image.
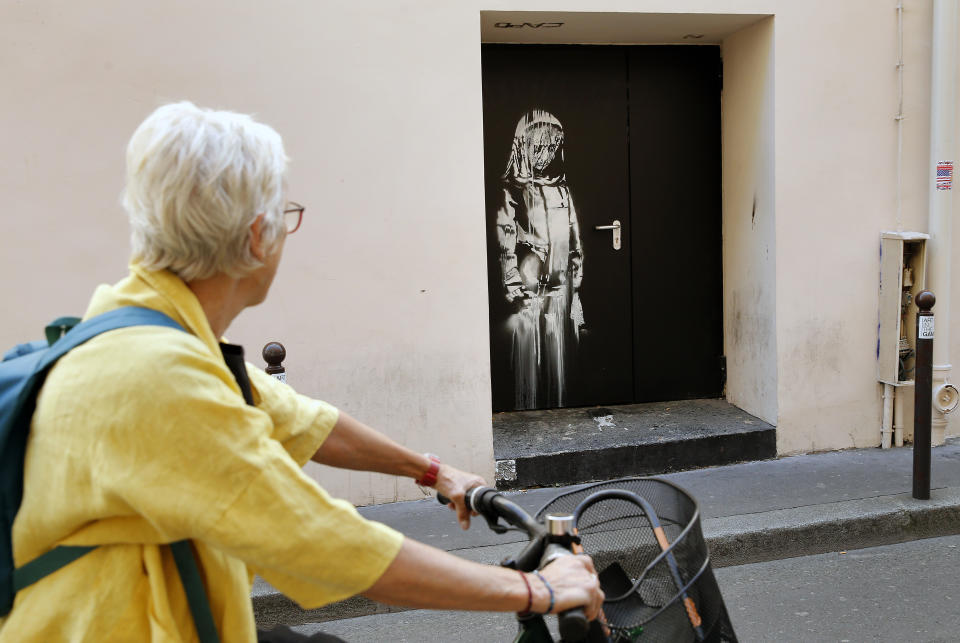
[894,384,908,446]
[882,383,894,448]
[927,0,958,446]
[882,3,905,450]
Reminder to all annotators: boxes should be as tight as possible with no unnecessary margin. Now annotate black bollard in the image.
[912,290,935,500]
[262,342,286,384]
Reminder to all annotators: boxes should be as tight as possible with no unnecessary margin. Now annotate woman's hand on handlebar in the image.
[537,554,605,621]
[434,464,486,530]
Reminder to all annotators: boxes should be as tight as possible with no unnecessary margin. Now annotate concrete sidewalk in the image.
[253,438,960,629]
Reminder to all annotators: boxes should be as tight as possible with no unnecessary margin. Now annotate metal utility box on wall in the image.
[878,231,929,385]
[878,231,928,449]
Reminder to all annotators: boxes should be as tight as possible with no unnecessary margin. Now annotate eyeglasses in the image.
[283,202,305,234]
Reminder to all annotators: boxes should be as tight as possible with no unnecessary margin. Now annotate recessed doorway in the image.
[483,44,723,412]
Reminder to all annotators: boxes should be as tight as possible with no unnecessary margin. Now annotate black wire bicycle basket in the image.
[535,478,737,643]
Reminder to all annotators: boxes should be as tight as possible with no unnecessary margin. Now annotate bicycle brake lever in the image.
[501,535,546,571]
[484,514,510,534]
[440,489,510,533]
[463,486,512,534]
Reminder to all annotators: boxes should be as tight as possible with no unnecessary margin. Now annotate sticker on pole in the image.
[919,315,935,339]
[936,161,954,190]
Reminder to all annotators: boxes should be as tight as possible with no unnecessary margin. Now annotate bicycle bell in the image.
[546,514,575,536]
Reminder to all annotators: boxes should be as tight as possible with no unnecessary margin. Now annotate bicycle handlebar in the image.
[437,487,537,534]
[469,486,544,536]
[438,487,591,641]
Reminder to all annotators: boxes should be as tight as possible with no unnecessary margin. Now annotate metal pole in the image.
[913,290,935,500]
[262,341,287,383]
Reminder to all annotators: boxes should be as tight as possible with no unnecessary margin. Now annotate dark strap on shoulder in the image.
[171,540,220,643]
[220,343,254,405]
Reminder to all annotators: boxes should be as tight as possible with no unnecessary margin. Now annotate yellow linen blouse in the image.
[0,265,403,642]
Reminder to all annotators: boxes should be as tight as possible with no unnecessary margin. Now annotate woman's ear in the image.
[249,214,267,261]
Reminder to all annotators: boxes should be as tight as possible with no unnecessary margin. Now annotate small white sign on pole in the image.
[919,315,935,339]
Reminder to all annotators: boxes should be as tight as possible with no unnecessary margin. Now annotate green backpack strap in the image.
[171,540,220,643]
[13,543,219,643]
[44,317,82,346]
[11,545,96,592]
[5,308,220,640]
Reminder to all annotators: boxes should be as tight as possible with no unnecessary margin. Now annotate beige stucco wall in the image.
[772,0,959,453]
[721,16,777,426]
[3,0,959,504]
[0,0,495,506]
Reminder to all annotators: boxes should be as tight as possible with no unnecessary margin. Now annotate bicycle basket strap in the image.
[171,540,220,643]
[11,545,96,592]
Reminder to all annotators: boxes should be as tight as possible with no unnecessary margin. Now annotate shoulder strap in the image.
[171,541,221,643]
[15,542,220,643]
[7,308,221,642]
[11,545,96,592]
[1,307,185,616]
[44,316,81,346]
[36,307,184,373]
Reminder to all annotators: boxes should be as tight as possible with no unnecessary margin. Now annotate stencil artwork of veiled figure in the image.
[496,110,585,409]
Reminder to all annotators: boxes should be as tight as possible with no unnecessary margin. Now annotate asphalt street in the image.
[296,534,960,642]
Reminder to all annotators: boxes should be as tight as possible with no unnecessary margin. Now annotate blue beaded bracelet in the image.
[533,570,555,614]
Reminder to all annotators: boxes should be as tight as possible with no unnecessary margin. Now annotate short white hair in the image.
[122,101,288,281]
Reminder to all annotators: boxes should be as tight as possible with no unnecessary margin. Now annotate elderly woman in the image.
[2,103,602,642]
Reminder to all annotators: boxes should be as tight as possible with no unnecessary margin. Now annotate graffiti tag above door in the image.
[494,22,564,29]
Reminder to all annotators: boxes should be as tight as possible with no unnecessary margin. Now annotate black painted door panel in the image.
[482,44,722,411]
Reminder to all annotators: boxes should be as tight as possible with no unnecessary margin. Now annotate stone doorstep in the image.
[251,486,960,629]
[493,427,777,490]
[492,399,777,489]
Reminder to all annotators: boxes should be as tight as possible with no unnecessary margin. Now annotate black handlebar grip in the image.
[558,607,589,642]
[438,486,489,511]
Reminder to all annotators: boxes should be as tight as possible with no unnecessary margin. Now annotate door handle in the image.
[594,220,621,250]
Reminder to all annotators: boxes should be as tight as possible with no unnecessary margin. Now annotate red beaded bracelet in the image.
[415,453,441,488]
[517,570,533,615]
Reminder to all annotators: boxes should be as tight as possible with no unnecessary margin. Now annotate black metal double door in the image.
[483,44,722,412]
